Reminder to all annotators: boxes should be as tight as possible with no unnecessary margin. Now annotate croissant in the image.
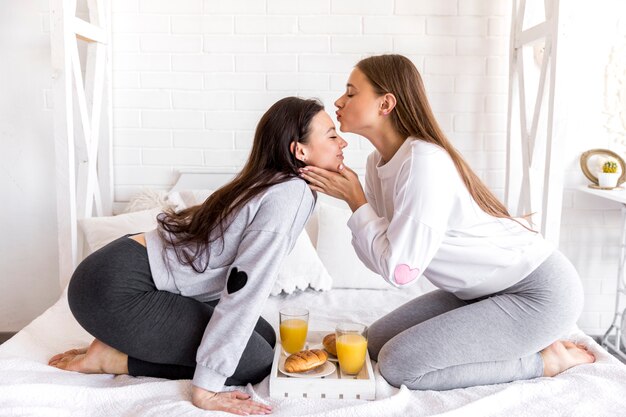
[322,333,337,356]
[284,349,328,373]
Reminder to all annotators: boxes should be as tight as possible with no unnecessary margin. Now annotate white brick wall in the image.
[553,2,625,336]
[108,0,625,336]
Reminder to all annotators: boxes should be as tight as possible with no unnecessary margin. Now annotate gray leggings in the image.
[368,250,583,391]
[67,235,276,386]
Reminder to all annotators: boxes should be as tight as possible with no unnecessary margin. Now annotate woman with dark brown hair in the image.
[300,54,595,391]
[49,97,347,415]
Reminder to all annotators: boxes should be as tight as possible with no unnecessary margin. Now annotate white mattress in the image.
[1,284,626,417]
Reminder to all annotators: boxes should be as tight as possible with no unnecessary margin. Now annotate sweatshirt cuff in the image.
[347,203,378,233]
[192,364,228,392]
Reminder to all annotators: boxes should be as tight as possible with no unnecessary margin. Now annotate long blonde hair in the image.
[357,54,513,221]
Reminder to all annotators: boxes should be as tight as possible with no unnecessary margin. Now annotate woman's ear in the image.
[380,93,397,116]
[290,141,307,162]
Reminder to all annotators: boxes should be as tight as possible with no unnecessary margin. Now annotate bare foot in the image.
[540,340,595,377]
[48,339,129,375]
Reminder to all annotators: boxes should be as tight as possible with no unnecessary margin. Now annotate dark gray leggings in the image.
[368,250,584,391]
[67,235,276,386]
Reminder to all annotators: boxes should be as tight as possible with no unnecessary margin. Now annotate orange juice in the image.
[279,318,308,354]
[336,333,368,374]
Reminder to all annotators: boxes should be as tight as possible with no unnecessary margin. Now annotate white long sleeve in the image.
[347,139,553,299]
[348,142,456,288]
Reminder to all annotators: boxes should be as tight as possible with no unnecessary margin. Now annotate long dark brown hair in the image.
[158,97,323,272]
[356,54,521,224]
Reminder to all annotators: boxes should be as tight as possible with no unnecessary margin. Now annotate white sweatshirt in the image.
[347,138,554,300]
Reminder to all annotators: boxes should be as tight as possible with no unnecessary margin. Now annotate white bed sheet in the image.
[1,284,625,417]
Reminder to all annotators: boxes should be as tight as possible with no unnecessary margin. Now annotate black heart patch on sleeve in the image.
[227,267,248,294]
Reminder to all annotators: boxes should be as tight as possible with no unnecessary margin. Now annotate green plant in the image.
[603,160,618,173]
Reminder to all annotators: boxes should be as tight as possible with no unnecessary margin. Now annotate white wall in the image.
[109,0,511,205]
[558,2,625,335]
[0,0,60,332]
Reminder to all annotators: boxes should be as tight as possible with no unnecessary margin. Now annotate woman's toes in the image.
[49,353,70,366]
[50,358,67,370]
[50,347,88,366]
[48,340,128,375]
[65,348,88,356]
[541,340,597,377]
[565,343,595,365]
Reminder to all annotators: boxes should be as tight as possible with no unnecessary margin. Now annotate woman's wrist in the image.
[192,385,217,400]
[348,196,367,212]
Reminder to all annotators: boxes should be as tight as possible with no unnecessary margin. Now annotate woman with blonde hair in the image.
[300,54,594,390]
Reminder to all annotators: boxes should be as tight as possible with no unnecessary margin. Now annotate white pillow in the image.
[167,189,214,213]
[304,193,347,248]
[124,189,170,213]
[79,208,161,255]
[272,231,332,295]
[316,202,390,289]
[166,188,332,295]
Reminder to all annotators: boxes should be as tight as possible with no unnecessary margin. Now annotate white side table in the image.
[578,185,626,360]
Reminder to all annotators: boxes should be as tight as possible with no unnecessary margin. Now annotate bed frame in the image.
[50,0,113,289]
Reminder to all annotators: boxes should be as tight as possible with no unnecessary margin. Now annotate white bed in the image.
[1,173,626,417]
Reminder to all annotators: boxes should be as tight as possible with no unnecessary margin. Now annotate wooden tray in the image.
[269,331,376,400]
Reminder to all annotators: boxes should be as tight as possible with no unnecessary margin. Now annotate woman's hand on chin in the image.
[299,163,367,212]
[191,385,272,415]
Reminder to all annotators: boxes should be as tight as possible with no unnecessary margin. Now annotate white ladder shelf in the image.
[50,0,113,288]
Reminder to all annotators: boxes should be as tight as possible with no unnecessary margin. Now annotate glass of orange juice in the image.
[279,308,309,355]
[336,322,368,375]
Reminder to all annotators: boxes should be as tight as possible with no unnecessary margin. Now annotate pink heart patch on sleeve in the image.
[393,264,420,285]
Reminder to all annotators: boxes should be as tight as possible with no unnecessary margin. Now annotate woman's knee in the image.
[377,342,429,389]
[366,320,387,361]
[246,330,276,364]
[229,332,275,385]
[254,318,276,348]
[378,351,409,388]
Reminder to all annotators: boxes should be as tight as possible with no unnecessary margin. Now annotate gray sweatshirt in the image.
[144,178,316,392]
